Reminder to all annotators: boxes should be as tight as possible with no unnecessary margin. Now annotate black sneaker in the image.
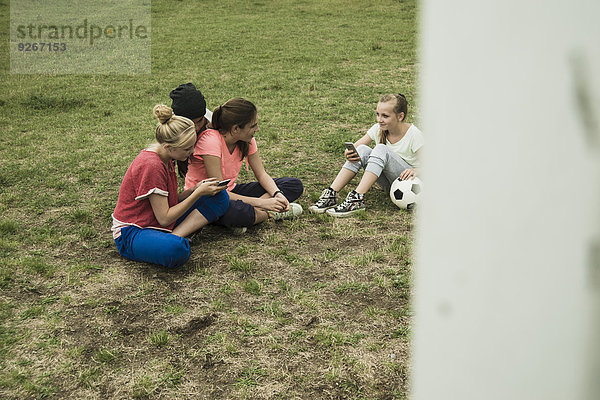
[326,190,365,217]
[309,187,337,214]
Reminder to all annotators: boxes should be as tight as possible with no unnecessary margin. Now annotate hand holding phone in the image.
[196,178,227,196]
[217,179,231,186]
[344,142,358,154]
[344,142,360,162]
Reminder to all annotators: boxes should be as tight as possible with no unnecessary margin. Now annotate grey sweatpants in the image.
[342,143,412,193]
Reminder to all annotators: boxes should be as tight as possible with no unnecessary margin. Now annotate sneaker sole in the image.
[308,205,335,214]
[325,208,363,217]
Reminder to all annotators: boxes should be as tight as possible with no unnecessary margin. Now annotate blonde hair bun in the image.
[153,104,174,124]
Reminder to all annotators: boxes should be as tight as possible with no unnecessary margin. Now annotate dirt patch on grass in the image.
[2,204,414,399]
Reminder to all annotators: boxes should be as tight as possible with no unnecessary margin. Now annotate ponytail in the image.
[177,159,189,178]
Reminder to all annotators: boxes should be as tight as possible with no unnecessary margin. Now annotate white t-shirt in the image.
[367,123,424,168]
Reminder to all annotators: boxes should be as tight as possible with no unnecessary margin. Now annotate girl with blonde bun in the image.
[111,105,229,268]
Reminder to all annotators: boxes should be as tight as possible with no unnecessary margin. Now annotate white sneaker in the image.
[270,203,303,220]
[228,226,248,235]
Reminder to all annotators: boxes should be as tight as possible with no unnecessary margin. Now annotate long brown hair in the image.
[211,98,257,160]
[379,93,408,144]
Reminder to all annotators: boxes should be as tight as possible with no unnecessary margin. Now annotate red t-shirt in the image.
[184,129,257,191]
[111,150,178,238]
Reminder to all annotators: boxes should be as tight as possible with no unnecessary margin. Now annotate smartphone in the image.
[217,179,231,186]
[344,142,358,154]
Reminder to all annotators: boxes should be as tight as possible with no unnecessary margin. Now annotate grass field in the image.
[0,0,419,398]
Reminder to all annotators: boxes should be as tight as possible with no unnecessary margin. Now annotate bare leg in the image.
[355,171,379,194]
[253,192,274,224]
[330,167,357,192]
[172,209,209,237]
[254,208,269,224]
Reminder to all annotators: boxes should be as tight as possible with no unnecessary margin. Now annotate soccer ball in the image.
[390,177,422,210]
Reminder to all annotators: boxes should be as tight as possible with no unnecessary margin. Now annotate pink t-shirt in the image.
[111,150,178,239]
[184,129,258,191]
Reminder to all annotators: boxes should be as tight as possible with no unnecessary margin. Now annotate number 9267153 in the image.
[17,42,67,52]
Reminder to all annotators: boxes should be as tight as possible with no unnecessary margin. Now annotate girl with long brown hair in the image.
[184,97,303,231]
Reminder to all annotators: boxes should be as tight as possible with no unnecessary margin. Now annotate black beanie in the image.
[169,83,206,120]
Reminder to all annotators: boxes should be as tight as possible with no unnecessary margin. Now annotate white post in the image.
[412,1,600,399]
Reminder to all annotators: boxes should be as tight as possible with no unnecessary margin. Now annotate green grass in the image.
[0,0,418,398]
[148,330,171,347]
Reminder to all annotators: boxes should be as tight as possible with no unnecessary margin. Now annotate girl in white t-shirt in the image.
[310,93,424,217]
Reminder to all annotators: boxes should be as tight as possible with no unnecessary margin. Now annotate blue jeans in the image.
[114,191,229,268]
[343,144,412,193]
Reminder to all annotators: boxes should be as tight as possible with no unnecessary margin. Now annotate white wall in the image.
[412,1,600,399]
